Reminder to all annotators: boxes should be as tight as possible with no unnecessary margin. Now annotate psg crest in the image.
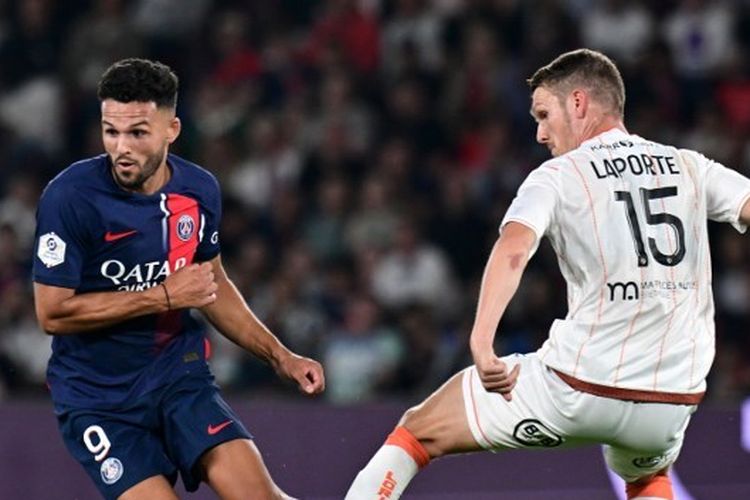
[176,214,195,241]
[100,457,123,485]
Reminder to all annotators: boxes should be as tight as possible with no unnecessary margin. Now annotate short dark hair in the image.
[527,49,625,118]
[97,58,178,109]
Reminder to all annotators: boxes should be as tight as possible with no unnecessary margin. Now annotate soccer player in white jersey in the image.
[345,48,750,500]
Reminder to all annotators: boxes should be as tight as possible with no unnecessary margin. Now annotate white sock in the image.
[345,444,420,499]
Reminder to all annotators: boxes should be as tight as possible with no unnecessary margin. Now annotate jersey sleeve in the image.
[32,182,91,289]
[195,173,223,261]
[500,164,560,253]
[701,155,750,233]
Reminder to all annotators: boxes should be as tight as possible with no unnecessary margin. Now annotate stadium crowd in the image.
[1,0,750,404]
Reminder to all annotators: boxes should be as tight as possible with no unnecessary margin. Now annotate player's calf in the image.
[345,425,430,500]
[346,372,480,499]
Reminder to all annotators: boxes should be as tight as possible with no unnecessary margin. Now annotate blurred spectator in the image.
[131,0,211,64]
[304,0,380,75]
[321,294,404,404]
[663,0,737,121]
[394,304,461,398]
[62,0,142,93]
[303,176,351,262]
[580,0,654,66]
[0,0,62,89]
[428,171,492,283]
[371,218,460,319]
[663,0,736,79]
[305,70,374,157]
[0,0,63,152]
[384,77,443,153]
[381,0,446,80]
[0,175,40,252]
[344,175,400,254]
[228,113,302,211]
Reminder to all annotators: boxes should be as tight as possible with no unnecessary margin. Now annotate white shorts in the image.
[461,353,696,482]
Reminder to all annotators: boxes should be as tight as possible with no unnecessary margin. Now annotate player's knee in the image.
[398,406,447,459]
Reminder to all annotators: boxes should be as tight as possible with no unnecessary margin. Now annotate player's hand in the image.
[472,349,520,402]
[273,351,325,396]
[162,262,218,309]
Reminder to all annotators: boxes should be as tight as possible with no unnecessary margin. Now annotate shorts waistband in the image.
[552,369,704,405]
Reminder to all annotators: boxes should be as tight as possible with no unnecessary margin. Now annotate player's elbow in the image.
[36,313,67,336]
[38,317,60,335]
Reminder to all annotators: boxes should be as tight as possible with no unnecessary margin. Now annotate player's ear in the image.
[166,116,181,144]
[570,89,588,119]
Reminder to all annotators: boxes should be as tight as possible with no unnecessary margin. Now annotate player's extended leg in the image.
[118,475,179,500]
[346,371,482,499]
[625,468,672,500]
[198,438,294,500]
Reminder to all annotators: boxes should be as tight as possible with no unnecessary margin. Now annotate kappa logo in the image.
[177,214,195,241]
[513,419,563,447]
[377,470,397,499]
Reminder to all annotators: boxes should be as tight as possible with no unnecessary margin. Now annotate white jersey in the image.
[502,128,750,397]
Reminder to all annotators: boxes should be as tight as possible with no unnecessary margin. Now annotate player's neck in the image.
[140,161,172,195]
[580,115,627,144]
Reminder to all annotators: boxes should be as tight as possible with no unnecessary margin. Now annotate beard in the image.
[112,145,167,191]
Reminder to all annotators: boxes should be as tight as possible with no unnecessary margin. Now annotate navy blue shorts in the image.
[57,375,252,500]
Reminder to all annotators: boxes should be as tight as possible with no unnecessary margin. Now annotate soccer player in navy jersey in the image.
[32,58,324,500]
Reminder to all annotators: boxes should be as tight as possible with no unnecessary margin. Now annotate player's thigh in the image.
[603,402,696,482]
[199,438,291,500]
[118,475,179,500]
[399,370,483,457]
[160,377,255,493]
[58,410,176,500]
[461,353,583,451]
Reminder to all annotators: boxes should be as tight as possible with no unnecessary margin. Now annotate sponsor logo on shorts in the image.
[513,419,563,447]
[378,470,397,499]
[100,457,124,485]
[632,455,666,469]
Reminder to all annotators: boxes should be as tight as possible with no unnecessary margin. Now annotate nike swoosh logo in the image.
[104,230,137,242]
[207,420,233,435]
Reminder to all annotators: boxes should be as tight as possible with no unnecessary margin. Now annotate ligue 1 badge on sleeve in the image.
[37,232,66,268]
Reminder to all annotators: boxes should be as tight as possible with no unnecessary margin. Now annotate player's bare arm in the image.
[34,263,217,335]
[199,254,325,396]
[469,221,536,400]
[739,196,750,226]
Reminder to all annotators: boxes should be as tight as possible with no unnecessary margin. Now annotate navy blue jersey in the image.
[33,154,222,412]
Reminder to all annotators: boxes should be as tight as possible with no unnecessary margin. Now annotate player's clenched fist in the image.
[162,262,218,309]
[472,349,520,402]
[273,351,326,395]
